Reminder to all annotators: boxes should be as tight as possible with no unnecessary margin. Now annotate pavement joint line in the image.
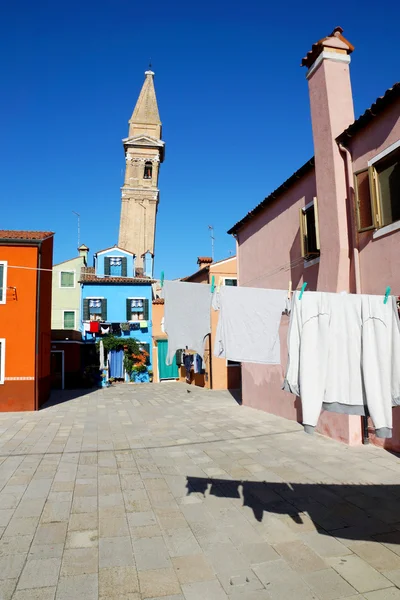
[0,428,303,458]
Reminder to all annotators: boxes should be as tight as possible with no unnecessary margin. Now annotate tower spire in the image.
[129,70,161,136]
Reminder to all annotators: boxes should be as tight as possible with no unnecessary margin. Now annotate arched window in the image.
[144,161,152,179]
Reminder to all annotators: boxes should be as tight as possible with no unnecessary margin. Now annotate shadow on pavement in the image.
[186,476,400,544]
[41,388,100,409]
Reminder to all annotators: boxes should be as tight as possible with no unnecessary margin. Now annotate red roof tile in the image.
[301,26,354,69]
[79,273,155,284]
[0,230,54,241]
[197,257,213,263]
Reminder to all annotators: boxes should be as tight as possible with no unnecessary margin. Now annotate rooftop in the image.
[0,230,54,241]
[79,272,154,284]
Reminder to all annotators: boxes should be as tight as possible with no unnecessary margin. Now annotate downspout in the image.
[35,241,42,411]
[339,142,369,444]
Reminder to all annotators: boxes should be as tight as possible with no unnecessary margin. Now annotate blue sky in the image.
[1,1,399,279]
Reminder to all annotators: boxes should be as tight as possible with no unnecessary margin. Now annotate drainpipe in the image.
[339,143,369,444]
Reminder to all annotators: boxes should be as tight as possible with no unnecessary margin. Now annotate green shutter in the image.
[83,299,89,321]
[142,343,151,365]
[121,257,127,277]
[64,311,75,329]
[126,298,131,320]
[101,299,107,321]
[143,299,149,320]
[104,257,111,275]
[0,264,3,302]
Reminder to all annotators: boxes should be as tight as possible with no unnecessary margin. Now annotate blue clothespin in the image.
[160,271,164,288]
[211,275,215,293]
[384,286,391,304]
[299,282,307,300]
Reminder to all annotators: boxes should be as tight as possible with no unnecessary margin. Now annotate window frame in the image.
[0,338,5,384]
[143,161,153,180]
[299,197,320,261]
[368,140,400,230]
[223,277,238,286]
[127,296,146,322]
[59,270,76,289]
[227,359,240,368]
[0,261,7,305]
[63,310,76,329]
[84,296,105,322]
[354,168,376,232]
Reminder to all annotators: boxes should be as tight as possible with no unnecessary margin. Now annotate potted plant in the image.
[148,369,154,383]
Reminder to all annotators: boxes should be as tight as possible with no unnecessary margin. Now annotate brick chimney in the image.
[303,27,355,291]
[197,256,213,270]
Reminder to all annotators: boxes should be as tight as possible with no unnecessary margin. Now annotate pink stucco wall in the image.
[238,168,362,445]
[236,50,399,448]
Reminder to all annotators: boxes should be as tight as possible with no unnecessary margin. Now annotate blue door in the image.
[158,340,179,379]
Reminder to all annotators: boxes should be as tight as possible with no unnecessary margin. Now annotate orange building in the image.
[152,256,241,391]
[0,231,54,411]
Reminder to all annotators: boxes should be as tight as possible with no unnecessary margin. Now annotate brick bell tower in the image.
[118,70,165,274]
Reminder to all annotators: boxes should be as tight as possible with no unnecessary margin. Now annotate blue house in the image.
[80,245,154,374]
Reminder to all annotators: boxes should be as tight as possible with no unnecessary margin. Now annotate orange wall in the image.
[0,244,38,410]
[0,239,53,411]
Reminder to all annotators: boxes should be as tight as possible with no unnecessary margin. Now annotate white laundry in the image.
[213,286,288,364]
[163,281,212,366]
[283,291,400,438]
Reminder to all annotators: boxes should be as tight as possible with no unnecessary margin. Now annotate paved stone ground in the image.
[0,383,400,599]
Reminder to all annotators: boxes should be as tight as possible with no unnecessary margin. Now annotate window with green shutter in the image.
[60,271,75,288]
[104,257,111,276]
[143,299,149,320]
[63,311,75,329]
[121,257,127,277]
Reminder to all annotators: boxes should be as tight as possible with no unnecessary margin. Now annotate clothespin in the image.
[160,271,164,288]
[299,282,307,300]
[384,286,391,304]
[217,276,223,292]
[211,275,215,293]
[288,280,292,300]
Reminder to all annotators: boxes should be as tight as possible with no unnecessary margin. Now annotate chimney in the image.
[197,256,213,270]
[302,27,355,292]
[78,244,89,265]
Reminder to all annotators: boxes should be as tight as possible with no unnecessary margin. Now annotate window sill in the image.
[373,220,400,240]
[304,256,320,269]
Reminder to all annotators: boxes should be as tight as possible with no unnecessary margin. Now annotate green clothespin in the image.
[384,286,391,304]
[299,282,307,300]
[160,271,164,288]
[211,275,215,293]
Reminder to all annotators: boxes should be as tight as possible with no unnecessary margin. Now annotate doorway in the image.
[157,340,179,380]
[51,351,64,390]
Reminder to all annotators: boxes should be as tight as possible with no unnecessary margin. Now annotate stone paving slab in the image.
[0,382,399,598]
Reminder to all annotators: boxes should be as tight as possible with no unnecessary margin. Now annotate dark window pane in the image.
[377,149,400,226]
[305,206,319,256]
[356,171,373,230]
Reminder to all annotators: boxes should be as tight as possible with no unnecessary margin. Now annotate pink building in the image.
[228,27,400,450]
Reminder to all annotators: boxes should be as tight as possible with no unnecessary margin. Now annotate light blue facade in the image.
[81,246,153,368]
[95,247,135,278]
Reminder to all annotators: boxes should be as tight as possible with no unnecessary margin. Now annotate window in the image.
[355,170,374,231]
[299,199,320,260]
[224,278,237,286]
[227,360,240,367]
[0,261,7,304]
[83,298,107,322]
[60,271,75,288]
[144,161,152,179]
[63,311,75,329]
[104,256,127,277]
[370,145,400,228]
[0,339,4,384]
[126,298,149,321]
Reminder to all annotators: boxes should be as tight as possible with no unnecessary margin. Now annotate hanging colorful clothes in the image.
[89,321,99,333]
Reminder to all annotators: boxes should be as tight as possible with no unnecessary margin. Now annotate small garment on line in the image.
[83,322,91,332]
[213,286,288,364]
[163,281,211,366]
[89,321,99,333]
[283,291,400,438]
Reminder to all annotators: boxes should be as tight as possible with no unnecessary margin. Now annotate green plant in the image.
[99,334,140,354]
[133,364,147,374]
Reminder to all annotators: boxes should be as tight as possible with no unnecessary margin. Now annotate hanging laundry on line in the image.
[163,281,212,366]
[283,291,400,439]
[213,285,288,364]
